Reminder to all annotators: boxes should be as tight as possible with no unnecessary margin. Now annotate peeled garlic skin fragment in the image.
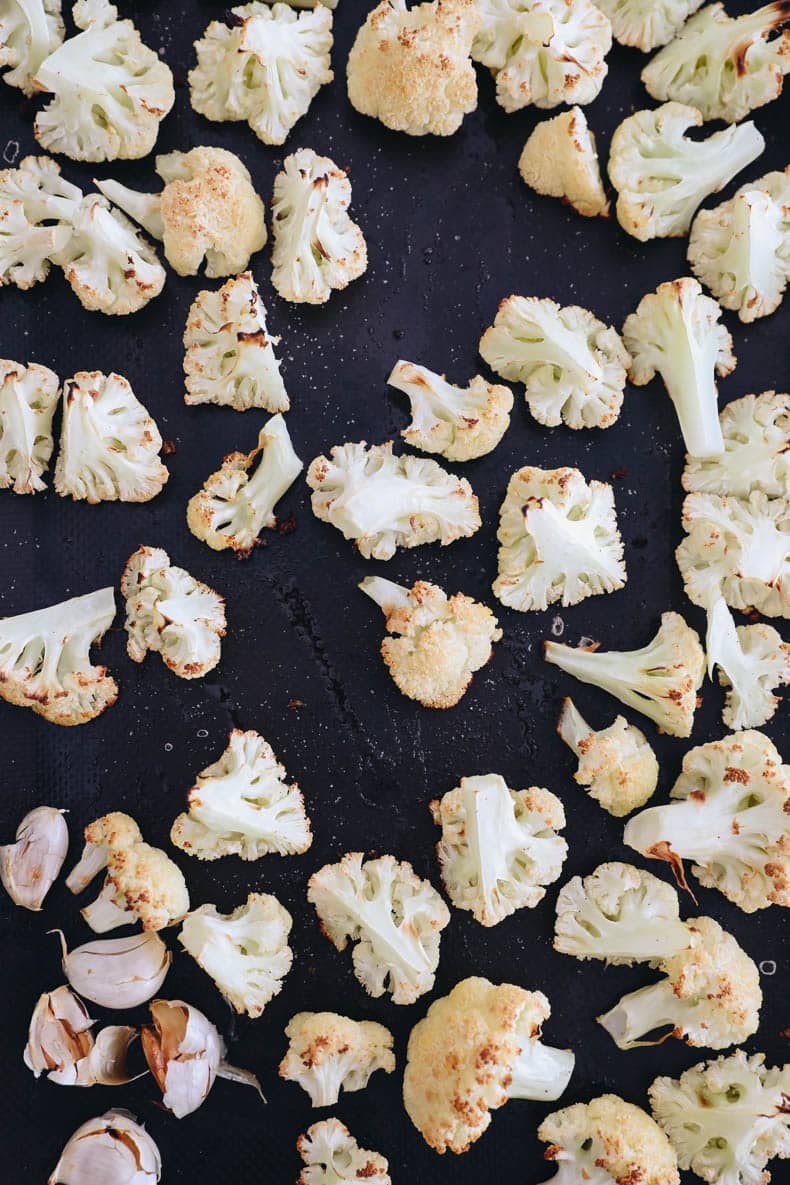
[1,805,68,910]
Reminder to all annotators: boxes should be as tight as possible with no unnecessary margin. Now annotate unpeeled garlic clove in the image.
[48,1109,161,1185]
[24,986,138,1086]
[58,931,171,1009]
[1,806,68,910]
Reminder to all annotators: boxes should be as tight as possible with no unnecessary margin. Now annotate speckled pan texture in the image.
[1,1,788,1182]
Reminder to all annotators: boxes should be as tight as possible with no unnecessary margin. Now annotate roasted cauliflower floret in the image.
[388,359,512,461]
[623,277,736,458]
[189,2,333,146]
[32,0,174,162]
[54,371,168,503]
[403,977,574,1154]
[544,611,706,738]
[298,1119,391,1185]
[624,730,790,913]
[518,107,609,219]
[0,153,77,288]
[280,1012,395,1105]
[682,391,790,499]
[271,148,366,304]
[0,358,59,493]
[183,273,288,414]
[82,841,190,933]
[538,1095,680,1185]
[0,586,117,726]
[179,893,293,1017]
[594,0,703,51]
[479,295,630,430]
[706,596,790,730]
[494,466,626,612]
[65,810,141,894]
[609,103,765,241]
[308,852,450,1004]
[120,546,226,680]
[360,576,501,709]
[170,729,312,860]
[308,441,481,560]
[431,775,567,925]
[347,0,479,137]
[187,414,302,555]
[556,698,658,816]
[473,0,612,112]
[0,0,63,94]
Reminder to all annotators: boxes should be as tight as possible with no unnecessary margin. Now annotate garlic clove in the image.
[1,806,68,910]
[76,1026,138,1087]
[48,1109,161,1185]
[58,931,171,1010]
[24,986,93,1082]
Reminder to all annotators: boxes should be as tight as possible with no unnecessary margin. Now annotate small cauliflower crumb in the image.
[518,107,609,218]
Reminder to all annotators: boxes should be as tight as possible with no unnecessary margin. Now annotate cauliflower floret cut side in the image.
[0,0,64,94]
[0,358,59,493]
[538,1094,680,1185]
[682,390,790,498]
[518,107,609,219]
[388,359,513,461]
[706,596,790,729]
[280,1012,395,1106]
[0,153,79,289]
[556,699,658,816]
[594,0,703,52]
[297,1119,391,1185]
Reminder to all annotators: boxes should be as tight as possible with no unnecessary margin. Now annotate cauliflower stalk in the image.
[360,576,501,708]
[279,1012,395,1106]
[609,103,765,241]
[706,596,789,730]
[271,148,367,304]
[538,1095,680,1185]
[170,728,312,860]
[518,107,610,219]
[32,0,174,162]
[624,730,790,913]
[82,842,190,934]
[544,611,706,738]
[623,277,736,459]
[388,359,513,462]
[479,296,630,430]
[120,546,227,680]
[683,390,790,499]
[0,358,59,494]
[189,2,333,146]
[179,893,293,1018]
[298,1119,391,1185]
[403,977,575,1154]
[0,0,63,94]
[556,699,658,816]
[307,852,450,1004]
[494,466,626,612]
[594,0,703,52]
[308,441,481,560]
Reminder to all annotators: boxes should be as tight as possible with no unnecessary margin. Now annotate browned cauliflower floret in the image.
[66,811,142,893]
[403,976,574,1154]
[346,0,480,137]
[557,698,658,816]
[518,107,610,219]
[279,1012,395,1106]
[82,842,190,933]
[538,1094,680,1185]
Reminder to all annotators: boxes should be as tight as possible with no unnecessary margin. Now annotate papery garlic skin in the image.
[25,985,136,1086]
[1,805,68,909]
[48,1109,161,1185]
[60,931,171,1009]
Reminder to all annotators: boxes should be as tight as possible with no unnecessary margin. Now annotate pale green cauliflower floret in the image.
[81,841,190,934]
[431,775,568,925]
[0,0,63,94]
[518,107,610,219]
[0,358,59,493]
[0,154,77,289]
[479,295,630,430]
[189,2,333,146]
[609,103,765,240]
[706,596,790,730]
[388,359,513,461]
[683,391,790,499]
[538,1095,680,1185]
[298,1119,391,1185]
[280,1012,395,1105]
[65,810,141,893]
[556,699,658,816]
[594,0,703,52]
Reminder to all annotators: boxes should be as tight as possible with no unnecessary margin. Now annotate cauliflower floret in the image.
[544,611,705,738]
[683,390,790,498]
[623,277,736,458]
[494,466,626,612]
[598,915,762,1050]
[431,775,568,925]
[347,0,479,137]
[403,977,574,1154]
[32,0,174,162]
[359,576,501,708]
[473,0,611,112]
[518,107,609,219]
[556,699,658,816]
[388,359,513,462]
[179,893,292,1017]
[594,0,703,51]
[609,103,765,241]
[649,1050,790,1185]
[625,730,790,913]
[479,296,630,430]
[554,862,692,965]
[280,1012,395,1105]
[54,370,168,503]
[271,148,367,304]
[82,841,190,933]
[0,358,59,493]
[187,414,302,555]
[0,197,68,289]
[677,491,790,617]
[171,729,312,860]
[183,273,288,414]
[298,1119,390,1185]
[0,586,117,725]
[706,596,790,730]
[642,2,790,125]
[0,0,63,94]
[97,146,267,278]
[538,1095,680,1185]
[308,441,481,560]
[120,546,226,680]
[307,852,450,1004]
[189,3,333,146]
[65,810,141,893]
[0,154,77,288]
